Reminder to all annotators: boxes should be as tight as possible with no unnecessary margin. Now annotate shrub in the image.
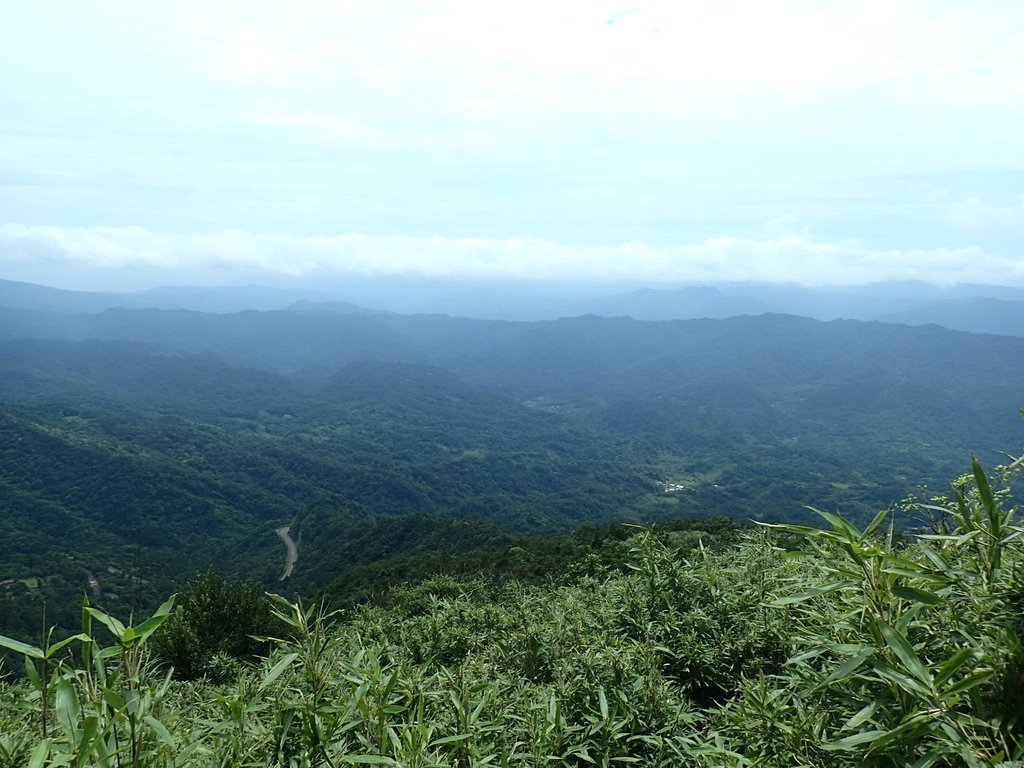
[151,569,281,681]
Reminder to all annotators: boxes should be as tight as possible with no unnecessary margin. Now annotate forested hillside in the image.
[1,294,1022,650]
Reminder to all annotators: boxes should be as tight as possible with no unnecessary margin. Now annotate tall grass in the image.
[1,455,1020,766]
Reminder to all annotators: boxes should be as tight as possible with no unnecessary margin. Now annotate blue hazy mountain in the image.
[5,277,1024,335]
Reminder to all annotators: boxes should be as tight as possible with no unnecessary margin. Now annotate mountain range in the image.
[0,277,1022,641]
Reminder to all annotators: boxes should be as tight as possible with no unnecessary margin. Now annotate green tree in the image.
[151,570,280,681]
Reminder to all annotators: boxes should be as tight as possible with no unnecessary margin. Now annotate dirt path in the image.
[276,525,299,580]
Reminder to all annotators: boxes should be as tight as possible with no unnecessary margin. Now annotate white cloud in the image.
[948,198,1024,230]
[3,224,1021,289]
[2,1,1023,266]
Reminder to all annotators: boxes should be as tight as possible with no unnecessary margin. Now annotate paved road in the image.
[276,526,298,580]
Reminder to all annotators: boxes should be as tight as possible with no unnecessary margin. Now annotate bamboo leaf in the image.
[23,655,42,688]
[756,521,823,537]
[26,739,50,768]
[879,622,933,689]
[259,652,298,692]
[891,585,942,606]
[345,756,399,765]
[842,701,878,732]
[916,542,954,574]
[864,714,935,755]
[85,608,126,640]
[44,633,90,658]
[810,508,860,540]
[862,508,890,539]
[816,647,874,690]
[145,715,176,746]
[0,633,44,659]
[971,458,1000,532]
[871,661,933,700]
[771,580,856,606]
[941,669,993,699]
[908,749,956,768]
[934,648,974,689]
[133,595,177,643]
[881,564,951,586]
[823,729,886,750]
[432,733,471,746]
[76,716,99,763]
[95,646,123,661]
[102,687,126,710]
[55,677,81,742]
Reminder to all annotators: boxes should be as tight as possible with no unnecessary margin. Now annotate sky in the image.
[2,0,1024,290]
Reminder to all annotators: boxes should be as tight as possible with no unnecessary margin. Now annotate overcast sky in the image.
[2,1,1023,290]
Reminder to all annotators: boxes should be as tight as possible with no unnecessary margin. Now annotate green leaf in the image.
[23,655,42,688]
[941,668,993,699]
[864,714,935,755]
[881,564,951,586]
[871,661,933,700]
[95,645,123,661]
[55,678,81,742]
[817,647,874,690]
[431,733,471,746]
[842,701,878,731]
[824,729,887,750]
[788,647,826,665]
[571,747,595,763]
[0,633,44,659]
[755,519,822,536]
[891,585,942,606]
[26,739,50,768]
[916,542,954,574]
[76,716,99,763]
[45,633,91,659]
[259,652,298,692]
[908,749,956,768]
[133,595,176,643]
[934,647,974,689]
[81,596,92,640]
[879,622,933,689]
[145,715,176,746]
[971,458,1000,531]
[771,580,856,606]
[102,687,126,710]
[86,608,127,640]
[810,508,861,540]
[861,508,891,539]
[345,755,399,765]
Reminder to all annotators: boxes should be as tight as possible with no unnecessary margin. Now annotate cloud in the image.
[3,224,1021,288]
[3,1,1023,256]
[948,198,1024,230]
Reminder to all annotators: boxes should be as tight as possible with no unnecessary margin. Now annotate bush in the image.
[151,569,282,681]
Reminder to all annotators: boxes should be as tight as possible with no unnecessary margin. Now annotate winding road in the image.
[276,525,299,580]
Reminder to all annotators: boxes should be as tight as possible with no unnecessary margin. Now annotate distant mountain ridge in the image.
[2,278,1023,643]
[5,278,1024,336]
[0,279,345,314]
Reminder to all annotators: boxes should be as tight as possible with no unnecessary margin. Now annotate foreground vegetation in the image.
[1,453,1022,766]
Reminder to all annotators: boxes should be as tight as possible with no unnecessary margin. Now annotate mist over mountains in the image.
[5,277,1024,335]
[1,276,1022,640]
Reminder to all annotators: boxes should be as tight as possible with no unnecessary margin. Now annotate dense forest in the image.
[2,288,1023,644]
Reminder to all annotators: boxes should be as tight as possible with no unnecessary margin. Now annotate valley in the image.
[0,282,1021,647]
